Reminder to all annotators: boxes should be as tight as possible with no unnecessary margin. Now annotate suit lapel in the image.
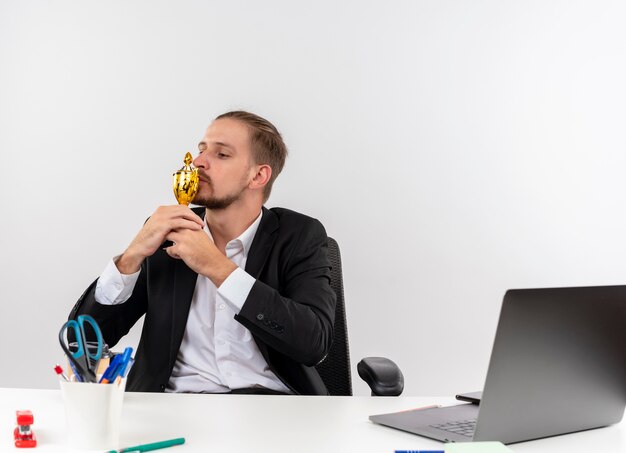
[169,259,198,367]
[246,207,279,278]
[168,208,205,366]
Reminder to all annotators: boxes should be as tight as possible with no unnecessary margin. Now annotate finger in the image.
[169,218,204,231]
[153,205,204,226]
[166,231,182,244]
[171,206,204,226]
[165,246,181,260]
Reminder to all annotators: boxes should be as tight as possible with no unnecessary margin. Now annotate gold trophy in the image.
[172,152,199,205]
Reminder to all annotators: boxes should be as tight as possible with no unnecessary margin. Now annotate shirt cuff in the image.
[217,267,256,313]
[94,256,141,305]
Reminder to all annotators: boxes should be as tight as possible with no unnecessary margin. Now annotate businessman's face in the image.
[192,118,257,210]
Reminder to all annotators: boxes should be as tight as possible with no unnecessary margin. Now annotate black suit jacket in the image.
[69,207,337,395]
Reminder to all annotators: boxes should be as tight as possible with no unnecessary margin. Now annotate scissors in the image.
[58,315,103,383]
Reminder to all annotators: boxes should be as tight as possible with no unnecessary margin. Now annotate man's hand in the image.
[116,205,204,274]
[165,228,237,287]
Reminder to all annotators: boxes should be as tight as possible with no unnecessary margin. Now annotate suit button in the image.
[257,313,264,320]
[160,384,165,391]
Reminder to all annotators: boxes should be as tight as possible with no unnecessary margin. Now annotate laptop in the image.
[369,285,626,444]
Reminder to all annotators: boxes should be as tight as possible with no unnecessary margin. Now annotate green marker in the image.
[108,437,185,453]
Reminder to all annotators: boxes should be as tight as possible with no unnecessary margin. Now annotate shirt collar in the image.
[235,210,263,256]
[204,210,264,257]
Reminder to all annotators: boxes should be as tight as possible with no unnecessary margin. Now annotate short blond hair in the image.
[216,111,288,201]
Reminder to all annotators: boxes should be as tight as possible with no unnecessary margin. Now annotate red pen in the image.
[53,364,69,382]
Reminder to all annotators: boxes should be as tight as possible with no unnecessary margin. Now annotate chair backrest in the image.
[315,237,353,396]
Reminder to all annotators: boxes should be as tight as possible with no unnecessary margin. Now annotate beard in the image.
[195,191,243,210]
[193,174,247,210]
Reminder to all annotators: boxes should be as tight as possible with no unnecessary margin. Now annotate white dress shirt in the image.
[94,211,291,394]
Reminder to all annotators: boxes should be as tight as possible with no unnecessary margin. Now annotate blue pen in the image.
[100,353,123,384]
[395,451,444,453]
[122,358,135,378]
[109,347,133,383]
[68,360,84,382]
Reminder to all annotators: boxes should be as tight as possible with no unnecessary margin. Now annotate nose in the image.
[193,153,206,169]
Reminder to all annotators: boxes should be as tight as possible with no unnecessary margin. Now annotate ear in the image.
[249,164,272,191]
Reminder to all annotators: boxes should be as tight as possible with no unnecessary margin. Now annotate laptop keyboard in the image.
[429,419,476,437]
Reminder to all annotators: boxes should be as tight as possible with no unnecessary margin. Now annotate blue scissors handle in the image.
[58,315,104,382]
[77,315,103,361]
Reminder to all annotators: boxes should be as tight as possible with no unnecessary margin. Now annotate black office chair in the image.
[315,237,404,396]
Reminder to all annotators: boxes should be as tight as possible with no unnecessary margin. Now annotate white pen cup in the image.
[60,379,126,451]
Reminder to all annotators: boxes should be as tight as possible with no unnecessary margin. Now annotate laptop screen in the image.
[475,285,626,443]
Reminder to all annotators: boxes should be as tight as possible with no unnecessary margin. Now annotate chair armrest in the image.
[357,357,404,396]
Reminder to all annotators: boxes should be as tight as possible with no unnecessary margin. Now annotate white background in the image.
[1,0,625,396]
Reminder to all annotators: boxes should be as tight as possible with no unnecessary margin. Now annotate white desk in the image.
[1,388,624,452]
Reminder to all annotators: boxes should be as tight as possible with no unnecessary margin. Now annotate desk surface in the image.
[1,388,624,452]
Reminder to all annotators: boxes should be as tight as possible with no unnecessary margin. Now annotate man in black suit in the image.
[70,111,336,395]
